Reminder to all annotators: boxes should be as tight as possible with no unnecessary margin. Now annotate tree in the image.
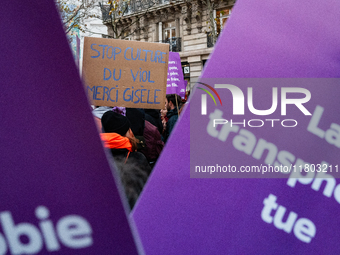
[98,0,234,44]
[204,0,218,45]
[55,0,101,38]
[99,0,159,39]
[201,0,233,46]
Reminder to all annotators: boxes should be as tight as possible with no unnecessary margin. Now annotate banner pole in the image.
[175,94,180,120]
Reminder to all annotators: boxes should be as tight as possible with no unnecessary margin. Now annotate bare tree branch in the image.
[55,0,102,36]
[101,0,159,39]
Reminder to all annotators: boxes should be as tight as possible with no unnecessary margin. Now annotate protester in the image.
[103,107,163,169]
[178,101,187,116]
[142,119,164,169]
[145,109,163,135]
[162,94,182,143]
[125,108,147,152]
[92,106,113,130]
[126,108,164,169]
[125,108,145,137]
[160,108,168,135]
[100,111,151,210]
[143,109,165,168]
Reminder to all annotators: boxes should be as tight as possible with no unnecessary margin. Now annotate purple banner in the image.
[166,52,186,99]
[132,0,340,254]
[1,2,140,254]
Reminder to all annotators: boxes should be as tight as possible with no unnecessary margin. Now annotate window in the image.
[163,21,176,41]
[162,21,181,52]
[202,59,208,69]
[216,7,232,36]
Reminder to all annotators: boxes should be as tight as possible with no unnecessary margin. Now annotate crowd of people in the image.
[92,94,184,210]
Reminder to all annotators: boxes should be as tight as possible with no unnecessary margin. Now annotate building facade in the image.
[101,0,235,93]
[78,0,109,73]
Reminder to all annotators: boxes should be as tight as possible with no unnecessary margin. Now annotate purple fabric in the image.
[0,2,140,254]
[166,52,186,98]
[132,0,340,254]
[203,0,340,78]
[112,106,127,116]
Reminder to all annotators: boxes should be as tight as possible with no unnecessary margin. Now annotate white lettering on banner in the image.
[171,77,179,81]
[307,105,340,148]
[261,194,316,243]
[205,105,340,243]
[207,106,338,176]
[0,206,93,254]
[287,162,340,203]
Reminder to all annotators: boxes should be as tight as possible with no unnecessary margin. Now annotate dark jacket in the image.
[110,148,151,174]
[145,109,163,135]
[125,108,145,136]
[141,120,164,163]
[163,107,179,143]
[101,133,151,210]
[110,149,151,209]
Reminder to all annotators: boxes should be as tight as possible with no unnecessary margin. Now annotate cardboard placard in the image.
[82,37,169,109]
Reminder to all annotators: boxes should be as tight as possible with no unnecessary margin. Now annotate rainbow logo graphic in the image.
[196,82,223,115]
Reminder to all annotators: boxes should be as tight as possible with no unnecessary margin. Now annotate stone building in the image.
[101,0,235,93]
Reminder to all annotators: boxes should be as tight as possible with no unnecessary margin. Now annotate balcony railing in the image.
[100,0,166,21]
[162,37,181,52]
